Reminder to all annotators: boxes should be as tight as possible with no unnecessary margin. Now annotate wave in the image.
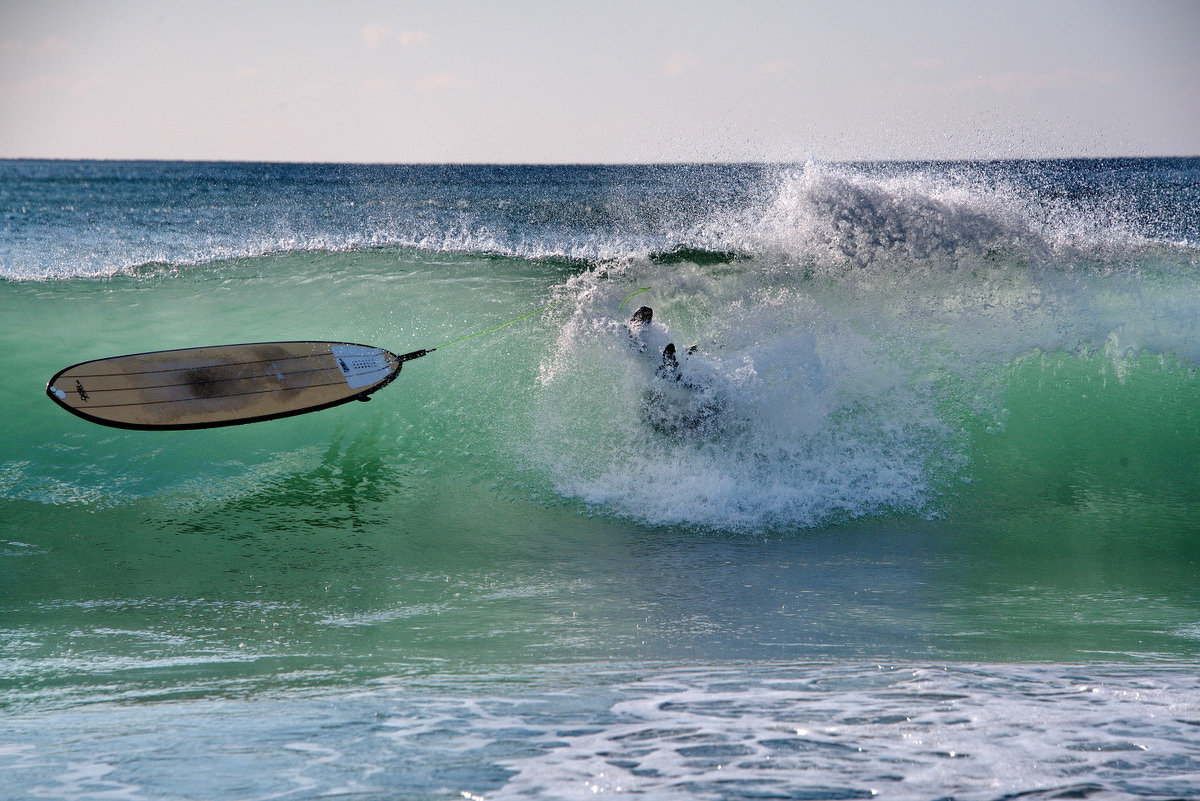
[9,160,1200,531]
[697,163,1148,272]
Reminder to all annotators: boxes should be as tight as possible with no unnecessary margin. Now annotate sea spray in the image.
[528,163,1199,528]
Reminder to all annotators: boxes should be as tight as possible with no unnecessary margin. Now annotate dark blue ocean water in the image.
[4,159,1197,281]
[3,158,1200,799]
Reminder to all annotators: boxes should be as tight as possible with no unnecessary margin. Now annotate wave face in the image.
[4,158,1200,532]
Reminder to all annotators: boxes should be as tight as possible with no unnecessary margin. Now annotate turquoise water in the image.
[3,160,1200,798]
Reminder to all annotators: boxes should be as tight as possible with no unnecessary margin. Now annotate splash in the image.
[532,163,1200,529]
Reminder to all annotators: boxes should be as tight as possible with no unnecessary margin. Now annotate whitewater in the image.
[2,158,1200,799]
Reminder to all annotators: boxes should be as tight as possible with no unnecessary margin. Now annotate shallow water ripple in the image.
[448,664,1200,800]
[6,663,1197,800]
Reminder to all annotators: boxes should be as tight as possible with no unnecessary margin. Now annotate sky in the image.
[1,0,1198,163]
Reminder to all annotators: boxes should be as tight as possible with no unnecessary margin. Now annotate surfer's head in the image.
[630,305,652,326]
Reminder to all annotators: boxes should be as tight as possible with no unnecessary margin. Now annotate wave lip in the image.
[698,162,1174,277]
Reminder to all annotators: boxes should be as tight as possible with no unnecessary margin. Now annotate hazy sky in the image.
[2,0,1197,162]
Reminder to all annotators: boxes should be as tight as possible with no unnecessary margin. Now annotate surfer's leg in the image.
[658,342,680,380]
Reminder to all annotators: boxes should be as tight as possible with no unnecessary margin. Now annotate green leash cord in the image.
[619,286,652,312]
[436,286,651,350]
[434,298,565,351]
[396,286,652,365]
[390,300,564,367]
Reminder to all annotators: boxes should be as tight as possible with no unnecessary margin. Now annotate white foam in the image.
[535,264,951,529]
[375,663,1200,801]
[5,663,1199,800]
[694,162,1156,274]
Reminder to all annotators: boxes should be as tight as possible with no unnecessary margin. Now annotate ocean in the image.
[2,158,1200,799]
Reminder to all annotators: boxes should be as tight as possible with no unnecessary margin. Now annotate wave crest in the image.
[696,163,1161,276]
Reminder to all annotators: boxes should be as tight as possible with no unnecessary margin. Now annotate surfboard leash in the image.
[415,284,651,358]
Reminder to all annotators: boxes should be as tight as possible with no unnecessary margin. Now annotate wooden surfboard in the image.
[46,341,430,430]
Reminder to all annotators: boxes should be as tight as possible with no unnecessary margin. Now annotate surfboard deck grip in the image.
[355,347,434,401]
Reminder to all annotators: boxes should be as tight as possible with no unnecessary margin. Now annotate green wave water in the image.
[4,245,1200,679]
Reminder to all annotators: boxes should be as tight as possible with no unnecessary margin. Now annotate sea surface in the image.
[2,158,1200,799]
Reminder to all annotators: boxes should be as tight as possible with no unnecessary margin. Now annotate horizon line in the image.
[3,154,1200,167]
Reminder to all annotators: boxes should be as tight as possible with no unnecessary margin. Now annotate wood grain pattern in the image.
[46,341,402,429]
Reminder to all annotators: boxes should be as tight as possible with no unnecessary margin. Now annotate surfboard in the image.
[46,341,430,430]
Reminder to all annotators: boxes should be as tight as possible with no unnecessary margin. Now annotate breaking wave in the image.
[6,158,1200,531]
[531,163,1200,529]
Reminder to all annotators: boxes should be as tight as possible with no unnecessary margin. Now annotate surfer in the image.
[626,305,726,436]
[625,305,697,380]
